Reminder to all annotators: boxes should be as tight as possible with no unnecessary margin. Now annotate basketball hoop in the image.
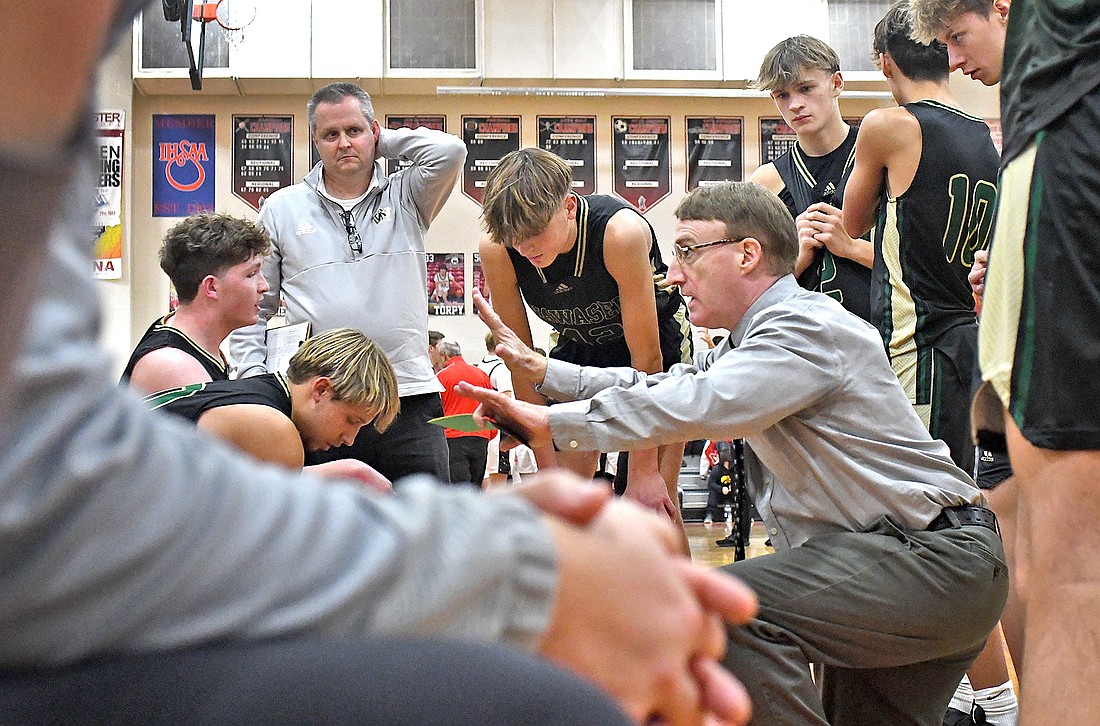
[214,0,257,48]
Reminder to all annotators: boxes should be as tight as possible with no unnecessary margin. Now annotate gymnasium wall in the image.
[93,3,999,375]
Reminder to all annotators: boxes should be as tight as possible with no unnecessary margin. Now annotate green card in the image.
[428,413,497,433]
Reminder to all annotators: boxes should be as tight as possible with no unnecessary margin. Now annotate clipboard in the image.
[264,321,311,373]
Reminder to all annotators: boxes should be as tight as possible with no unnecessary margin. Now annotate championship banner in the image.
[232,115,293,212]
[538,116,596,195]
[612,116,671,213]
[759,118,797,166]
[472,252,487,299]
[153,114,215,217]
[462,116,521,205]
[93,110,125,279]
[428,252,465,316]
[386,115,447,176]
[686,116,743,191]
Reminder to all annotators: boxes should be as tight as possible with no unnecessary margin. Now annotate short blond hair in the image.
[754,35,840,92]
[908,0,996,44]
[286,328,400,432]
[481,148,572,247]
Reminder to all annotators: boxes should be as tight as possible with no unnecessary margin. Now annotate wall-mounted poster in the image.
[472,252,487,300]
[759,118,797,166]
[153,114,215,217]
[94,110,125,279]
[686,116,743,191]
[309,140,320,170]
[538,116,596,194]
[985,118,1003,154]
[462,116,521,205]
[232,115,293,212]
[386,115,447,176]
[428,252,465,316]
[612,116,671,213]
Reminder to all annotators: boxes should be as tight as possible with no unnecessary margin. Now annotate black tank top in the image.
[775,125,873,322]
[120,314,229,384]
[507,194,687,354]
[145,372,292,423]
[874,100,1000,349]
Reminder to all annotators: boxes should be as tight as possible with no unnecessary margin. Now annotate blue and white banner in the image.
[153,114,216,217]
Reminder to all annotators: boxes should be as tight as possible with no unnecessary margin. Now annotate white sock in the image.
[949,675,974,713]
[974,680,1018,726]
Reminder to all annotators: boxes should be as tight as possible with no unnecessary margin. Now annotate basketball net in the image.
[214,0,257,48]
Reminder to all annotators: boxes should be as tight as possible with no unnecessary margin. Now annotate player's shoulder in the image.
[749,163,784,195]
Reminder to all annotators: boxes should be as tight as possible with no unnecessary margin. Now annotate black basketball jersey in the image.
[774,125,873,322]
[120,314,229,384]
[873,100,1000,355]
[507,194,688,361]
[145,372,293,424]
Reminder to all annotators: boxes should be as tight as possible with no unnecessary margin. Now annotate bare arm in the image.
[197,405,305,470]
[477,237,557,468]
[127,348,214,395]
[602,212,673,515]
[843,108,912,239]
[749,162,784,196]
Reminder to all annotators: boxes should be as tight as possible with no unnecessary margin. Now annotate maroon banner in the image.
[462,116,521,205]
[612,116,671,213]
[428,252,466,316]
[386,115,447,176]
[686,116,743,191]
[232,115,293,212]
[538,116,597,195]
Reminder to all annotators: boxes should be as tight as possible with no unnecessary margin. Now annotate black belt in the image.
[926,505,999,534]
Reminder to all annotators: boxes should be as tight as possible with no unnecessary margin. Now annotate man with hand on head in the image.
[121,213,270,393]
[463,181,1007,725]
[230,81,467,484]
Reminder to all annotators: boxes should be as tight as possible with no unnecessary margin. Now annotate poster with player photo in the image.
[612,116,671,213]
[386,115,447,176]
[428,252,465,316]
[462,116,521,205]
[471,251,490,303]
[232,115,293,212]
[686,116,744,191]
[538,116,596,195]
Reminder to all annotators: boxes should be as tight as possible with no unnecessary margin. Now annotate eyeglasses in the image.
[671,237,745,265]
[339,210,363,254]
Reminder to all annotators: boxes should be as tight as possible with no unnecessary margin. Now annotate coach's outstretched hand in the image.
[456,380,552,451]
[473,290,549,385]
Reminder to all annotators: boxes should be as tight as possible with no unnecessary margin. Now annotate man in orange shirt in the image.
[437,339,496,486]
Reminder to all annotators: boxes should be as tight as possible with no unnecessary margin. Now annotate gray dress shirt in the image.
[543,275,982,549]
